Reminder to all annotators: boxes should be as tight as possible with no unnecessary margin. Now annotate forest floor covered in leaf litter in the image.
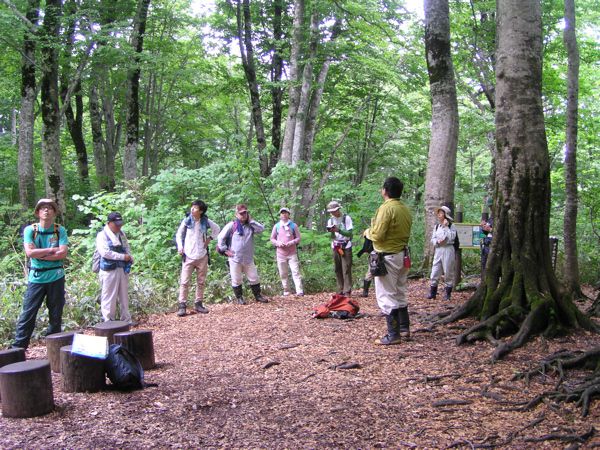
[1,279,599,449]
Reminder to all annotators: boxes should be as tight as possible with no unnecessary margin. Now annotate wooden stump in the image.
[0,360,54,418]
[0,348,26,401]
[60,345,106,393]
[45,331,75,373]
[93,321,130,345]
[0,348,26,369]
[114,330,156,370]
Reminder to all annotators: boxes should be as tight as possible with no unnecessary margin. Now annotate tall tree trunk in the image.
[235,0,269,176]
[423,0,459,266]
[18,0,40,209]
[123,0,151,180]
[89,84,109,191]
[40,0,66,216]
[269,0,284,169]
[438,0,594,361]
[60,0,89,187]
[562,0,581,297]
[280,0,304,164]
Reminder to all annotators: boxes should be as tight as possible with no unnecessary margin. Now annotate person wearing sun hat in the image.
[427,205,457,301]
[217,203,267,304]
[270,207,304,297]
[96,211,135,324]
[12,198,69,349]
[326,200,354,296]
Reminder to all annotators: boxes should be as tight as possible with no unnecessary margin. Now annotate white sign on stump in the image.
[71,334,109,359]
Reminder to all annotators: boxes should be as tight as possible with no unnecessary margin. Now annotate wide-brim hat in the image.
[327,201,341,213]
[437,206,453,222]
[34,198,59,214]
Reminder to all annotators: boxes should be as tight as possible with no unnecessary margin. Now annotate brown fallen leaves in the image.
[1,279,599,448]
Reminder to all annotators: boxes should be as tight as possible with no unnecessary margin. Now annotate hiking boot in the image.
[177,303,187,317]
[194,301,209,314]
[361,279,371,297]
[444,286,453,301]
[426,285,438,299]
[233,285,246,305]
[376,309,401,345]
[251,284,268,303]
[397,306,410,339]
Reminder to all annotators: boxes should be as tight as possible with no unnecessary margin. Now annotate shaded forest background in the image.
[0,0,599,347]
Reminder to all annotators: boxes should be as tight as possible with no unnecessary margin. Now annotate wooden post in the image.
[45,331,75,373]
[60,345,106,393]
[0,348,26,369]
[93,321,130,345]
[0,360,54,418]
[0,348,26,401]
[114,330,156,370]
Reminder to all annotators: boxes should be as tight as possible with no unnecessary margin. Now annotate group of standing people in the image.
[13,177,487,349]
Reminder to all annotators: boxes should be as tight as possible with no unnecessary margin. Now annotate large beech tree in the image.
[422,0,459,265]
[438,0,595,361]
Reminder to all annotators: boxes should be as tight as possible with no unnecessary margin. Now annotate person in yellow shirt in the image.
[365,177,412,345]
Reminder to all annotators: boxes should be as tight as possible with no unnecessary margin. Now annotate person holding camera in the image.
[326,201,354,296]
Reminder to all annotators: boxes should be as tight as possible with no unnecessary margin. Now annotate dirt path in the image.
[2,279,599,448]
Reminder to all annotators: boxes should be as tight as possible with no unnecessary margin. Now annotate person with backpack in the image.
[427,206,457,301]
[326,201,354,296]
[364,177,413,346]
[217,204,267,304]
[270,207,304,297]
[175,199,221,316]
[96,212,135,324]
[12,198,69,349]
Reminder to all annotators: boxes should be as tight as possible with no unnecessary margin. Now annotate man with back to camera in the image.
[365,177,413,345]
[13,198,69,349]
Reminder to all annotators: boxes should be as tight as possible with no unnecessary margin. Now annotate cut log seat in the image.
[114,330,156,370]
[45,331,75,373]
[60,345,106,393]
[92,321,130,345]
[0,360,54,418]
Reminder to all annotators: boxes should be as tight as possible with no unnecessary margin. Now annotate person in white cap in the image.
[13,198,69,349]
[96,211,135,323]
[270,207,303,297]
[427,205,457,300]
[326,200,353,296]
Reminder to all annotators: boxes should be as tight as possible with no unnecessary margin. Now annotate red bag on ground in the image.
[312,294,360,319]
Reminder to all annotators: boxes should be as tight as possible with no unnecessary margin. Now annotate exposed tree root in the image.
[514,347,600,416]
[523,426,594,444]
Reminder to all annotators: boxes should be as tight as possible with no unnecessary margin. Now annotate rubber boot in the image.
[233,285,246,305]
[376,309,401,345]
[194,301,209,314]
[250,284,268,303]
[444,286,453,301]
[361,279,371,297]
[426,285,438,299]
[177,302,187,317]
[397,306,410,339]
